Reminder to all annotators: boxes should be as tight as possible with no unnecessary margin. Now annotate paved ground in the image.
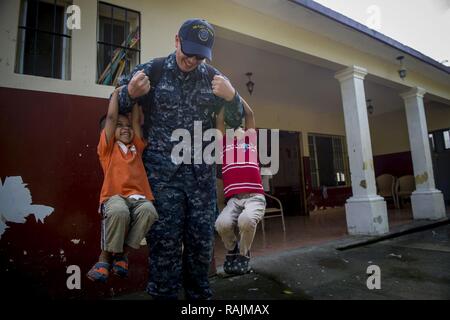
[119,220,450,300]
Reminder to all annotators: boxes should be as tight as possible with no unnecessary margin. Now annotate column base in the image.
[345,196,389,236]
[411,190,446,220]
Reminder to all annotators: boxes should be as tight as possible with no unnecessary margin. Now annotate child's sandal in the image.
[231,254,250,275]
[86,262,110,283]
[112,255,129,278]
[223,243,240,275]
[223,253,238,274]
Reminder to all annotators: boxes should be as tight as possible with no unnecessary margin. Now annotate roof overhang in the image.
[229,0,450,91]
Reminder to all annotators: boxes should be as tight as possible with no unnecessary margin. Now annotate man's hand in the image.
[128,70,151,99]
[212,75,236,102]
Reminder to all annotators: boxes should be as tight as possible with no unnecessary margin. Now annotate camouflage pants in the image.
[146,164,217,300]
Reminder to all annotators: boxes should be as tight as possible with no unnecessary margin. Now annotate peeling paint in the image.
[0,176,54,239]
[360,180,367,189]
[363,160,374,171]
[415,172,428,185]
[373,216,383,224]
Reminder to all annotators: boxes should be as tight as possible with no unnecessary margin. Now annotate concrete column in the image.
[400,87,446,220]
[335,66,389,235]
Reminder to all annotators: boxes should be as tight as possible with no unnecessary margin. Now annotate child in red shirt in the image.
[215,99,266,275]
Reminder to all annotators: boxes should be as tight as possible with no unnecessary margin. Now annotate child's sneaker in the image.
[231,252,250,275]
[223,243,239,275]
[112,255,128,278]
[87,262,110,283]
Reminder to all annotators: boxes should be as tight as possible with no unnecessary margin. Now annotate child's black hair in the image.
[99,112,129,130]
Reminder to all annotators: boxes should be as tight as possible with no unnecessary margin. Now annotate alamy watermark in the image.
[170,121,280,175]
[366,5,382,31]
[66,265,81,290]
[366,265,381,290]
[66,5,81,30]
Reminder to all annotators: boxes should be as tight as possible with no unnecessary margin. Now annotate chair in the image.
[260,174,286,236]
[395,175,416,208]
[261,192,286,236]
[376,174,396,207]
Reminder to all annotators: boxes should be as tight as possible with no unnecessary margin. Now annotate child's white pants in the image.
[215,193,266,255]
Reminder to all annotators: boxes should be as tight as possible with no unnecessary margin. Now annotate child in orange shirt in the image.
[87,87,158,282]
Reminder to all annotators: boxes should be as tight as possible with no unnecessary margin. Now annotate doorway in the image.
[429,128,450,204]
[265,130,306,216]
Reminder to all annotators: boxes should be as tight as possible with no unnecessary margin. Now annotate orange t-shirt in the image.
[98,130,154,204]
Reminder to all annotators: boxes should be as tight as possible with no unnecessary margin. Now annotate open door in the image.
[430,128,450,204]
[264,130,306,216]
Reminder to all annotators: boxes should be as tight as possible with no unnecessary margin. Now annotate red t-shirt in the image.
[221,131,264,198]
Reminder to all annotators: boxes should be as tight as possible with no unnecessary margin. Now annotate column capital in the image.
[335,66,368,82]
[400,87,426,100]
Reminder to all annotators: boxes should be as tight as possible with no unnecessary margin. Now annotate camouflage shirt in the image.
[118,52,244,187]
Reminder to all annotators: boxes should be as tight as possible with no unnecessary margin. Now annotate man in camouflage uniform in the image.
[117,19,243,299]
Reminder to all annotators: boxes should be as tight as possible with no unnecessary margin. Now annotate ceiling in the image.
[213,31,411,117]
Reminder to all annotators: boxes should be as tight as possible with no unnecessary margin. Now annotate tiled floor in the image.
[213,205,422,266]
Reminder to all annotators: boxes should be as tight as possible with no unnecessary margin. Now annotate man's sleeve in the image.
[222,91,244,129]
[117,60,154,114]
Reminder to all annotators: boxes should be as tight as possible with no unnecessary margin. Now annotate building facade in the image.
[1,0,449,298]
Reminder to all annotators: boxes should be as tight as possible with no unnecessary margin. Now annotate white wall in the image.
[1,0,449,101]
[369,102,450,156]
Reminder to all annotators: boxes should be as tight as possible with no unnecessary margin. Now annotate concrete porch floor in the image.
[117,212,450,300]
[213,205,449,266]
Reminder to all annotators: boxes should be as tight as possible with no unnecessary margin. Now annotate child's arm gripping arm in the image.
[242,98,255,130]
[104,87,122,144]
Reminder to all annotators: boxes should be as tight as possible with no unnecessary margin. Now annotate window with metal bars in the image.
[308,133,350,188]
[97,2,140,86]
[15,0,72,80]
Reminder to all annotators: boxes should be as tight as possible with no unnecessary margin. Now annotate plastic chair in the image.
[395,175,416,208]
[376,174,397,207]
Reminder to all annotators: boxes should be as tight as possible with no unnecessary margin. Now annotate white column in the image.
[335,66,389,235]
[400,87,446,220]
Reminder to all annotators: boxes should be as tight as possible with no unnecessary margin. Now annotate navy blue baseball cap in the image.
[178,19,215,61]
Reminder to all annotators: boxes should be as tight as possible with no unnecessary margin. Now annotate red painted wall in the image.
[0,87,148,298]
[373,151,414,178]
[303,152,414,209]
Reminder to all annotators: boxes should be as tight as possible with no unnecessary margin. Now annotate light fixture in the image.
[245,72,254,95]
[397,56,407,80]
[366,99,374,115]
